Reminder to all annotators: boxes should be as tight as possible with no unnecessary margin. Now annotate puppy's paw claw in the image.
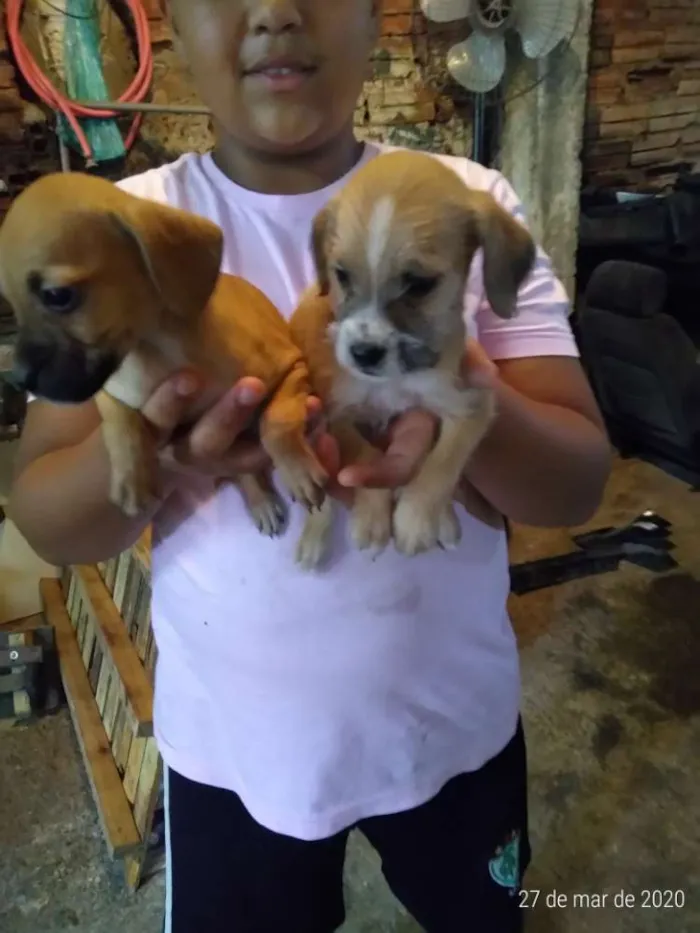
[248,492,288,538]
[393,496,457,557]
[110,471,155,519]
[437,503,462,551]
[278,459,327,512]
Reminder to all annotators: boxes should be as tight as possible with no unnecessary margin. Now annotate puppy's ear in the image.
[310,200,337,296]
[468,192,536,319]
[109,198,224,320]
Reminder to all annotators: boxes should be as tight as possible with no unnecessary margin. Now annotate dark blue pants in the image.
[165,720,530,932]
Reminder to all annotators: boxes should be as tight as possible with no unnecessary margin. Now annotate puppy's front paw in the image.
[351,488,393,555]
[295,499,333,571]
[436,502,462,550]
[393,494,460,557]
[247,490,288,538]
[277,452,328,512]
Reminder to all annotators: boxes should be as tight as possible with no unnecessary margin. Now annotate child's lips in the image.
[245,65,317,93]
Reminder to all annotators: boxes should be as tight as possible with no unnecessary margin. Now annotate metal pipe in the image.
[72,98,212,116]
[472,93,485,165]
[58,130,71,172]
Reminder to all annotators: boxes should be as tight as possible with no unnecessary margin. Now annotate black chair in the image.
[575,260,700,483]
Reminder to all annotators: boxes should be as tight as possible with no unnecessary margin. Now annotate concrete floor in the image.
[1,452,699,932]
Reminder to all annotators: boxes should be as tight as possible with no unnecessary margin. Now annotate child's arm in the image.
[8,373,269,566]
[463,353,611,528]
[9,399,154,566]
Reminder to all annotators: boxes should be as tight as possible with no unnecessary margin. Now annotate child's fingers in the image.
[336,410,437,489]
[305,396,324,437]
[183,378,266,462]
[141,369,203,443]
[310,431,355,507]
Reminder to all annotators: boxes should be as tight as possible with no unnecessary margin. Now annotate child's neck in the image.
[211,126,365,195]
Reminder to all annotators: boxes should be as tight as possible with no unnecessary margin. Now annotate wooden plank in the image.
[124,732,161,892]
[145,630,158,678]
[103,674,121,741]
[0,689,31,720]
[112,553,132,615]
[60,567,72,598]
[0,614,44,635]
[103,557,118,593]
[114,702,134,776]
[40,578,141,858]
[121,564,143,638]
[81,615,97,671]
[111,707,130,776]
[87,638,104,695]
[133,584,152,664]
[95,656,112,716]
[75,600,88,649]
[133,527,152,573]
[133,737,161,837]
[123,735,147,804]
[74,566,153,736]
[67,575,79,623]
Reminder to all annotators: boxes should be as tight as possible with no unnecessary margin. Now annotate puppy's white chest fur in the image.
[332,368,471,428]
[103,336,187,410]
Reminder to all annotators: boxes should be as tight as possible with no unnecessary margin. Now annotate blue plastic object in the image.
[59,0,125,164]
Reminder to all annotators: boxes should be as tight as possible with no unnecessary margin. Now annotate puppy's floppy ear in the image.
[109,197,224,320]
[467,191,536,320]
[310,199,337,296]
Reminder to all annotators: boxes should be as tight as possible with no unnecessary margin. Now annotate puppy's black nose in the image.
[350,341,387,371]
[10,341,52,392]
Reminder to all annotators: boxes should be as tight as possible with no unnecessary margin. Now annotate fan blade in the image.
[419,0,472,23]
[447,30,505,93]
[517,0,581,59]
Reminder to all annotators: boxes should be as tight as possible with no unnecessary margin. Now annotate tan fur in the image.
[291,149,536,563]
[0,172,326,521]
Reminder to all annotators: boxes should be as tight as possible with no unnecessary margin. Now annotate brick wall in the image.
[0,14,59,219]
[583,0,700,190]
[0,1,471,218]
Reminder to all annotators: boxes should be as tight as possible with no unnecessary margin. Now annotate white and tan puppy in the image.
[290,149,536,566]
[0,172,326,525]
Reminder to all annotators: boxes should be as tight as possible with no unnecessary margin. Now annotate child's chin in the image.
[248,106,326,151]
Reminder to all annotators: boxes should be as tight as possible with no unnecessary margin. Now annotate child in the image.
[9,2,611,931]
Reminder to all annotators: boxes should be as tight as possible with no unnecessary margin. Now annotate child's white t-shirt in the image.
[118,142,578,840]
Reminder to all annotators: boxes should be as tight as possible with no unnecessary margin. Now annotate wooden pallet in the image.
[42,528,162,892]
[0,618,61,721]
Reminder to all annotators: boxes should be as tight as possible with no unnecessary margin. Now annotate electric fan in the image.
[420,0,581,94]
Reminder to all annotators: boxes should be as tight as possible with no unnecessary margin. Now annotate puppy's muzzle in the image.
[349,340,388,374]
[11,335,120,404]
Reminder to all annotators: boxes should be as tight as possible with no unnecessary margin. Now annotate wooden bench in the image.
[43,528,162,891]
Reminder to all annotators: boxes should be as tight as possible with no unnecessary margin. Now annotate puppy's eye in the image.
[402,273,439,298]
[40,285,80,314]
[28,272,81,314]
[333,265,352,291]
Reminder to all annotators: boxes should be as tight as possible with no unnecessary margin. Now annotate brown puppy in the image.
[290,149,536,567]
[0,172,326,526]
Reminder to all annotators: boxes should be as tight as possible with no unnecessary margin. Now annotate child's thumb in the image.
[142,371,201,443]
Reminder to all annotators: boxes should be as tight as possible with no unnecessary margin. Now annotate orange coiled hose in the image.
[6,0,153,164]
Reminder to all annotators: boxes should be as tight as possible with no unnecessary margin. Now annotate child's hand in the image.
[140,371,322,482]
[329,339,497,497]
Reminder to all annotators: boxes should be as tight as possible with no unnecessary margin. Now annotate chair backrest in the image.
[577,260,699,449]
